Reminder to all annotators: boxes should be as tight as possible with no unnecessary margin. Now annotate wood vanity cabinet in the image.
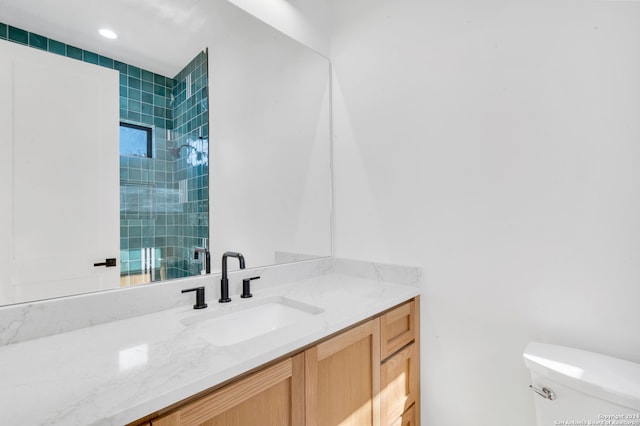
[380,299,420,426]
[151,354,304,426]
[304,319,380,426]
[142,297,420,426]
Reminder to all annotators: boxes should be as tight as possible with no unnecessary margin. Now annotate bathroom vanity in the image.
[0,258,421,425]
[131,298,420,426]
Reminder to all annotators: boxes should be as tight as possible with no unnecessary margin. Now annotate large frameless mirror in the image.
[0,0,331,306]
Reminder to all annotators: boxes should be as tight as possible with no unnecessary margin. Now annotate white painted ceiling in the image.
[0,0,242,77]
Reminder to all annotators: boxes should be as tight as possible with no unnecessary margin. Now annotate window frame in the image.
[119,122,153,158]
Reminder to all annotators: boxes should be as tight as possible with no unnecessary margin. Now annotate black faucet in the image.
[220,251,245,303]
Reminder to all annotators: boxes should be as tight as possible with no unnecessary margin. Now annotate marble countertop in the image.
[0,273,419,425]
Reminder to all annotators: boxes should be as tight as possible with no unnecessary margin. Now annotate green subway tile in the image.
[128,111,141,122]
[119,73,127,86]
[66,45,82,60]
[141,92,153,104]
[128,77,141,90]
[129,243,141,254]
[119,108,127,119]
[99,55,113,68]
[129,88,141,101]
[141,114,154,125]
[119,97,127,109]
[83,50,99,64]
[8,26,28,44]
[153,94,164,106]
[127,65,141,78]
[141,69,153,82]
[0,23,7,39]
[119,86,127,97]
[154,117,164,128]
[28,33,47,50]
[129,169,142,182]
[48,39,66,56]
[141,103,153,115]
[153,74,165,86]
[153,84,165,97]
[154,106,165,118]
[141,80,154,94]
[128,99,141,113]
[114,61,128,74]
[165,119,173,130]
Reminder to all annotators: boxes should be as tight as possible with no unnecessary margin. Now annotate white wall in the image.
[330,1,640,425]
[208,5,332,270]
[224,0,331,56]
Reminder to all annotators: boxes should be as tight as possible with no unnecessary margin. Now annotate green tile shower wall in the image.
[1,22,209,281]
[167,50,210,279]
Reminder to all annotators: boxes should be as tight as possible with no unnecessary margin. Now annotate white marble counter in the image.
[0,271,419,425]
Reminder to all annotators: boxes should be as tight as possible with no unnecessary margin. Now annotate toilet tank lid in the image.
[523,342,640,411]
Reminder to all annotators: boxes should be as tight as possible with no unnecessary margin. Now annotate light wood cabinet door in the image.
[151,353,305,426]
[380,343,419,426]
[305,319,381,426]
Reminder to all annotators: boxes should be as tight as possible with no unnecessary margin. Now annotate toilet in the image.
[524,342,640,426]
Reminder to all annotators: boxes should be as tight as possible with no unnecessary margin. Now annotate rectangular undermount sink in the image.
[181,296,324,347]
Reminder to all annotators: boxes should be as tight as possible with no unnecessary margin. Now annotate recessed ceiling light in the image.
[99,29,118,40]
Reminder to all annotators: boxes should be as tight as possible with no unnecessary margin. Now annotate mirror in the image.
[0,0,331,306]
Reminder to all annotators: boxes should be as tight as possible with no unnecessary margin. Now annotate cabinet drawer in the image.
[380,300,416,360]
[381,343,419,426]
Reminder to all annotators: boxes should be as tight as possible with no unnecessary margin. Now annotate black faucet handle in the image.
[241,276,261,299]
[182,287,208,309]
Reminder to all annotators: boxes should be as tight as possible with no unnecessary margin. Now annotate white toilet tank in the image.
[524,342,640,426]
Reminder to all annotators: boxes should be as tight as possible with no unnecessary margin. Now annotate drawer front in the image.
[381,343,419,426]
[380,300,416,360]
